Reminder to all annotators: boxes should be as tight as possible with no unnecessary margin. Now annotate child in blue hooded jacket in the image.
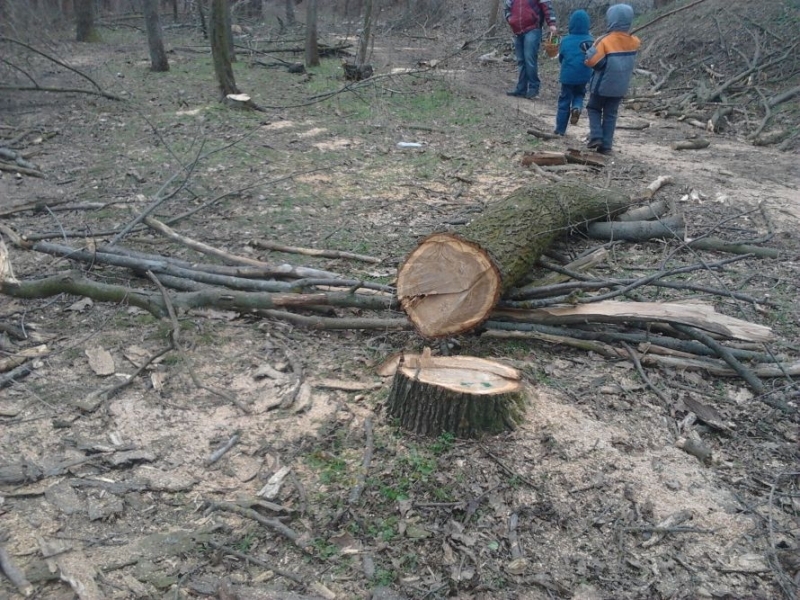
[584,4,641,154]
[554,9,594,135]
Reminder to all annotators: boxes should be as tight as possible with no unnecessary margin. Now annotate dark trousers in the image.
[555,83,587,134]
[586,93,623,150]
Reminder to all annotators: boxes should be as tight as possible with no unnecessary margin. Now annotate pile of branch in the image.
[0,178,795,410]
[626,12,800,150]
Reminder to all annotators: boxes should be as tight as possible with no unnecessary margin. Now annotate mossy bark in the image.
[397,182,634,338]
[459,182,632,294]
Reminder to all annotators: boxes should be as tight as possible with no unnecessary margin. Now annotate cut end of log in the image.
[386,352,525,438]
[397,233,501,338]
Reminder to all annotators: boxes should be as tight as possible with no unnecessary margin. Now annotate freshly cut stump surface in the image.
[386,352,525,439]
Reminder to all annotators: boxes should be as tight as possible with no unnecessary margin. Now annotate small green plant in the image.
[306,452,348,485]
[313,538,339,560]
[234,530,257,553]
[372,568,395,586]
[430,431,455,455]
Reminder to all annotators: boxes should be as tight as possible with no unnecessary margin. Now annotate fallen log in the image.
[396,182,634,338]
[385,351,525,438]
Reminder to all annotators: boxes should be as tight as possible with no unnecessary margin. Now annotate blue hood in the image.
[568,10,590,35]
[606,3,634,33]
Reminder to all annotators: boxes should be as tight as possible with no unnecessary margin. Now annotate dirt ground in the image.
[1,6,799,600]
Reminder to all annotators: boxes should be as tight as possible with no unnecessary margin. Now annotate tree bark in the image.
[284,0,296,26]
[487,0,500,33]
[75,0,97,41]
[210,0,240,96]
[305,0,319,67]
[143,0,170,72]
[385,352,525,439]
[396,182,634,338]
[355,0,373,67]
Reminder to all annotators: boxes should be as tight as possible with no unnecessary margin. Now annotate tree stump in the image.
[385,351,525,439]
[396,182,634,338]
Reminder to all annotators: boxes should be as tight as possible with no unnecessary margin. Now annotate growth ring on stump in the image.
[386,352,525,439]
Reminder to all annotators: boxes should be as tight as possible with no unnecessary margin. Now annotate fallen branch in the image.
[253,240,382,264]
[148,271,251,413]
[672,138,710,150]
[207,502,309,550]
[492,300,774,343]
[586,215,685,242]
[206,541,305,585]
[671,323,766,394]
[0,544,33,597]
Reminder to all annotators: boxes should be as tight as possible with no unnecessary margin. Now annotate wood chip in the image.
[85,346,115,376]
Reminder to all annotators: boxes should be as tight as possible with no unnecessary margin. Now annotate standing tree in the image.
[354,0,373,67]
[223,0,235,62]
[210,0,239,96]
[487,0,500,33]
[284,0,296,26]
[143,0,169,72]
[304,0,319,67]
[75,0,98,41]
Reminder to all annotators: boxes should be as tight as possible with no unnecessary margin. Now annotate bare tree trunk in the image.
[355,0,373,67]
[284,0,296,26]
[143,0,169,72]
[487,0,500,33]
[223,0,236,62]
[75,0,97,41]
[305,0,319,67]
[210,0,239,96]
[197,0,208,38]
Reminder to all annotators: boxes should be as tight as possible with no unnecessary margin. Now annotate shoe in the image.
[553,130,565,136]
[506,90,524,97]
[597,147,613,155]
[586,139,602,150]
[570,108,580,125]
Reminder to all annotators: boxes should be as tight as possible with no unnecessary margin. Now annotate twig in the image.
[0,543,33,597]
[348,416,374,505]
[207,502,308,550]
[0,84,123,102]
[206,541,305,584]
[0,362,35,389]
[206,431,241,466]
[146,271,251,413]
[671,323,765,395]
[623,343,678,438]
[253,240,382,264]
[631,0,710,34]
[481,446,538,489]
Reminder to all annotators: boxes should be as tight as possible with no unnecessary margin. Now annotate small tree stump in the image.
[385,351,525,438]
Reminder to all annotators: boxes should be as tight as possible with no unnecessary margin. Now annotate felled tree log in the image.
[385,352,524,438]
[396,182,634,337]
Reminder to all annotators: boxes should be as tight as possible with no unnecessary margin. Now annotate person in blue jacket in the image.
[554,10,594,135]
[584,4,641,154]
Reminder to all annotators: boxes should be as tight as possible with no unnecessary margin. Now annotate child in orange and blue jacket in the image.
[584,4,641,154]
[554,9,594,135]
